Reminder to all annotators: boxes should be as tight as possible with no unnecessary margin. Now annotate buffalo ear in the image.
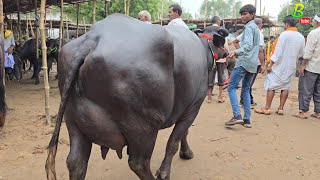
[218,28,229,38]
[193,29,204,35]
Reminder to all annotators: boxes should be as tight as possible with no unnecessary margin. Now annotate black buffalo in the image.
[19,38,59,84]
[45,14,228,180]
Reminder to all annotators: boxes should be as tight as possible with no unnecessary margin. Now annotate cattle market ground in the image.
[1,65,320,180]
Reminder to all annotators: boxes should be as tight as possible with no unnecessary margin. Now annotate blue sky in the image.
[173,0,290,19]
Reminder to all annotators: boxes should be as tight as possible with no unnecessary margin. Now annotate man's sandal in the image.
[292,112,308,119]
[254,108,271,115]
[275,109,284,115]
[310,113,320,120]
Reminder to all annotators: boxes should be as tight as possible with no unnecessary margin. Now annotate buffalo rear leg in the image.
[127,131,158,180]
[179,130,194,160]
[66,119,92,180]
[156,105,201,180]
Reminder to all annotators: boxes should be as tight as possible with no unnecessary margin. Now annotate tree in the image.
[278,0,320,36]
[63,0,193,24]
[199,0,242,19]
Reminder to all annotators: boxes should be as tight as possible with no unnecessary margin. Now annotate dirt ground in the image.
[1,66,320,180]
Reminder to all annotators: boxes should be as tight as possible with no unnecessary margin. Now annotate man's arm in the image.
[300,31,315,76]
[234,27,254,56]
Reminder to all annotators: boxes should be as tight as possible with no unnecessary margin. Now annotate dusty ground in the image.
[1,66,320,180]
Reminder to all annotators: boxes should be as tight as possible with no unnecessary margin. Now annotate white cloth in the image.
[303,27,320,74]
[4,34,15,52]
[168,18,188,29]
[265,30,305,90]
[4,53,15,69]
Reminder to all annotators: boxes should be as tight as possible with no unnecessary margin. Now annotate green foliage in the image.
[200,0,242,18]
[278,0,320,36]
[63,0,193,24]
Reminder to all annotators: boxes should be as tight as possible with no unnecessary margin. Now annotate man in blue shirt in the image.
[225,4,260,128]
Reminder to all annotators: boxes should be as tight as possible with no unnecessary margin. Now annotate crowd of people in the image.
[137,4,320,129]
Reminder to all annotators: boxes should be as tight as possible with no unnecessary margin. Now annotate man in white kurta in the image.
[255,15,305,115]
[167,4,188,29]
[294,14,320,119]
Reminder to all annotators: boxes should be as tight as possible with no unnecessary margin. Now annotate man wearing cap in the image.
[138,10,152,24]
[3,22,17,80]
[168,4,188,29]
[293,14,320,119]
[225,4,260,128]
[255,15,305,116]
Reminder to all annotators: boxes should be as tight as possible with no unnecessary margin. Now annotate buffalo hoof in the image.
[34,79,40,85]
[179,149,194,160]
[0,112,6,129]
[155,168,170,180]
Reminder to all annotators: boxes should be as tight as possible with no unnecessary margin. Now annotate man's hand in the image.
[228,51,236,58]
[7,46,13,54]
[260,65,266,74]
[267,64,272,74]
[300,65,306,77]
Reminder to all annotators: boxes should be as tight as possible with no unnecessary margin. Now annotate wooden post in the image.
[92,0,96,24]
[204,0,208,28]
[59,0,64,51]
[126,0,131,16]
[26,17,29,38]
[40,0,50,125]
[35,0,39,60]
[0,0,5,87]
[105,0,109,17]
[17,0,22,45]
[124,0,127,15]
[65,15,69,39]
[260,0,262,15]
[83,17,86,33]
[0,0,3,38]
[76,3,80,37]
[161,0,164,25]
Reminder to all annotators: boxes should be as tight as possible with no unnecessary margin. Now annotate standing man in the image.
[254,15,305,115]
[224,4,260,128]
[168,4,188,29]
[238,18,266,108]
[293,14,320,119]
[138,10,152,24]
[207,16,227,103]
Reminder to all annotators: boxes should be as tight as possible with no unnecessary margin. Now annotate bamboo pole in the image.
[126,0,131,16]
[59,0,64,51]
[124,0,127,15]
[40,0,50,125]
[35,0,39,60]
[204,0,208,28]
[105,0,109,17]
[26,16,29,38]
[83,17,86,33]
[66,15,69,39]
[76,3,80,37]
[92,0,96,24]
[0,0,5,86]
[9,14,13,31]
[161,0,164,25]
[260,0,262,15]
[17,0,22,45]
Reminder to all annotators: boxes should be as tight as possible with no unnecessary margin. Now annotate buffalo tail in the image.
[45,38,97,180]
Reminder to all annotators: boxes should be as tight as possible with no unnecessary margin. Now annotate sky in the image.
[173,0,290,19]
